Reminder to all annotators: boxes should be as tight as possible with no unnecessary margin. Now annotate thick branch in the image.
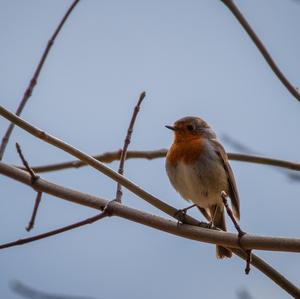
[1,162,300,298]
[1,105,299,230]
[1,162,300,253]
[0,0,80,160]
[221,0,300,102]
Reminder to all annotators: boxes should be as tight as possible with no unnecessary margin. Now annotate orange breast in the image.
[167,137,204,166]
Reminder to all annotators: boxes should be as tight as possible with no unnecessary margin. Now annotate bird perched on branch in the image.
[165,116,240,258]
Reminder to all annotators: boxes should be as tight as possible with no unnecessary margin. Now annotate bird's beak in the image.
[165,125,176,131]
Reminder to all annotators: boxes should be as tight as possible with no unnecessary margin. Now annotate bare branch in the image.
[23,149,167,173]
[233,249,300,299]
[0,0,80,160]
[223,134,300,182]
[26,191,42,232]
[0,210,107,250]
[1,106,299,229]
[1,162,300,253]
[15,143,39,183]
[16,149,300,174]
[15,142,42,231]
[115,91,146,202]
[221,0,300,102]
[1,162,300,297]
[228,153,300,171]
[222,191,252,274]
[1,105,300,297]
[0,105,198,225]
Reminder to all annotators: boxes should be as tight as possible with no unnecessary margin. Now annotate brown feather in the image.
[166,138,204,166]
[210,205,232,258]
[210,139,240,220]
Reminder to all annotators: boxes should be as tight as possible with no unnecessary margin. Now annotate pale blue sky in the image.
[1,1,300,298]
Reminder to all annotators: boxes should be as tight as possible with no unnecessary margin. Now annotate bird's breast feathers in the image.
[166,139,228,208]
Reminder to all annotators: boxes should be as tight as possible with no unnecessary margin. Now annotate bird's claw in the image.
[174,209,187,225]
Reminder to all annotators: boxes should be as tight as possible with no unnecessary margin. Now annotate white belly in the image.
[166,159,228,209]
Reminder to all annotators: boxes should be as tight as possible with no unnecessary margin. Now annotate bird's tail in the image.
[211,205,232,259]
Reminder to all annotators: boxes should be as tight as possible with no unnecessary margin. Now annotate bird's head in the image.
[165,116,216,142]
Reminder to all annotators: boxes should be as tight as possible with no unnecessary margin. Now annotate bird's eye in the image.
[187,124,194,131]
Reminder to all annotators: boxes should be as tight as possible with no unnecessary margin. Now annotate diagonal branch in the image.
[220,0,300,102]
[115,91,146,202]
[0,0,80,161]
[232,249,300,299]
[16,143,39,183]
[1,161,300,297]
[0,211,107,250]
[0,105,197,225]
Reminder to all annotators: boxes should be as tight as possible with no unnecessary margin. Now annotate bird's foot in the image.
[174,204,197,225]
[207,221,213,229]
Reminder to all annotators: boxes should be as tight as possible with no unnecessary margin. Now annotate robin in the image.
[165,116,240,258]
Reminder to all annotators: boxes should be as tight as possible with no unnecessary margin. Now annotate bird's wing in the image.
[210,139,240,220]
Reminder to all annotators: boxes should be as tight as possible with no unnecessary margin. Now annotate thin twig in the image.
[245,250,252,275]
[228,153,300,171]
[16,142,43,231]
[221,0,300,102]
[115,91,146,202]
[16,149,300,174]
[0,211,108,250]
[22,149,167,173]
[233,248,300,299]
[16,143,39,183]
[1,162,300,298]
[221,192,245,236]
[26,192,42,232]
[0,0,80,161]
[222,191,252,275]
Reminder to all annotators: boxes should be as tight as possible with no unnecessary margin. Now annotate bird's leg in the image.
[221,191,245,236]
[174,204,197,224]
[209,205,219,228]
[179,203,197,214]
[221,191,252,274]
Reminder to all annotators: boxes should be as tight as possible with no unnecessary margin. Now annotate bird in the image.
[165,116,240,258]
